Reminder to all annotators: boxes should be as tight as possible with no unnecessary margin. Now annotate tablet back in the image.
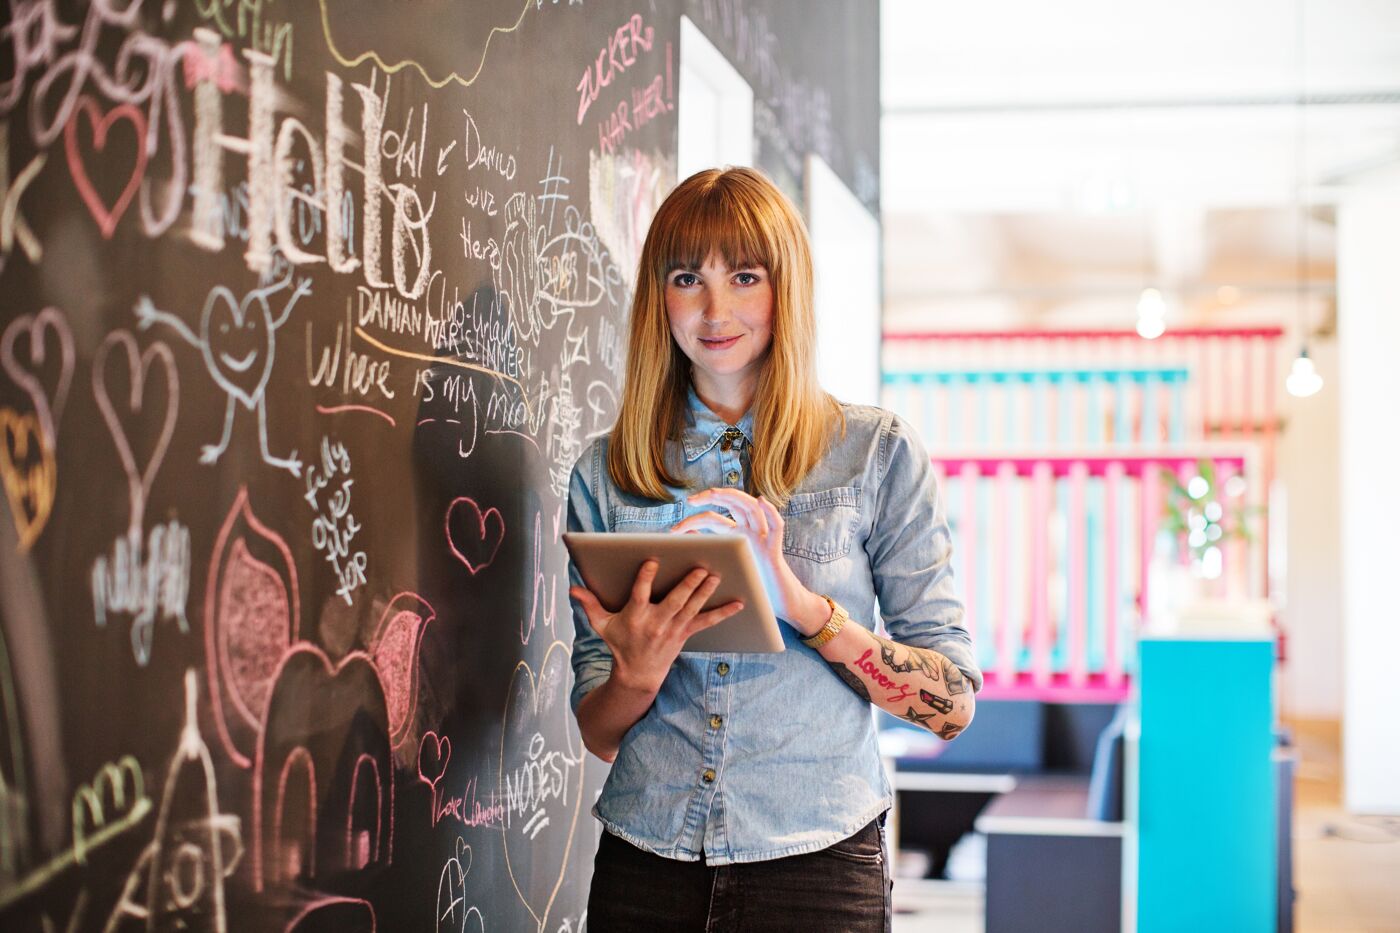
[563,533,785,653]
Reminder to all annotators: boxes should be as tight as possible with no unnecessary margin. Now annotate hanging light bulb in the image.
[1136,287,1166,339]
[1286,347,1323,397]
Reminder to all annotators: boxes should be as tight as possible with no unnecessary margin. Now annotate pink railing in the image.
[933,452,1253,702]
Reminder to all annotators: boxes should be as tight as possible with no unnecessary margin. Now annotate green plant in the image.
[1160,459,1263,578]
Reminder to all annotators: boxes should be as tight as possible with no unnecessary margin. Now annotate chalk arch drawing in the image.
[251,645,393,893]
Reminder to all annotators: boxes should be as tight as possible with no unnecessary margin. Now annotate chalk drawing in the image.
[435,837,485,933]
[91,330,179,536]
[0,307,75,549]
[90,330,191,664]
[205,486,300,770]
[446,497,504,576]
[500,640,585,932]
[367,592,436,750]
[0,120,46,268]
[103,670,243,931]
[252,645,393,892]
[317,0,533,89]
[63,95,148,239]
[135,274,310,476]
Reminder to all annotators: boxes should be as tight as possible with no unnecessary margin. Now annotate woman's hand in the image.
[570,560,744,696]
[670,488,831,637]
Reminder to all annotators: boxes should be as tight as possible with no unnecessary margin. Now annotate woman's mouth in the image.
[699,336,740,350]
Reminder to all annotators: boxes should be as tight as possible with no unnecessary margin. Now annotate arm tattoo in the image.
[937,721,964,739]
[878,638,940,680]
[902,706,936,727]
[941,657,968,696]
[919,689,953,715]
[827,662,872,702]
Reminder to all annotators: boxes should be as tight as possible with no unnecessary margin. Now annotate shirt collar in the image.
[681,385,755,462]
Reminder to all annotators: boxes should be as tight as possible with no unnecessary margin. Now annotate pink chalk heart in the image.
[63,95,148,239]
[417,731,451,791]
[91,331,178,526]
[446,496,504,575]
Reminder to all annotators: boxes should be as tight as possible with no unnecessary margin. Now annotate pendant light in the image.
[1287,0,1322,398]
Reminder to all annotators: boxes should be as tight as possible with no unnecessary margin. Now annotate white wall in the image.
[1338,173,1400,814]
[1274,338,1343,719]
[807,154,881,407]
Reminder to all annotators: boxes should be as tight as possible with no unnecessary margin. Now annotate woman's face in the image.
[665,251,774,410]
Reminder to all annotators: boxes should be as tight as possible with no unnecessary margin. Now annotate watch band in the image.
[801,595,848,649]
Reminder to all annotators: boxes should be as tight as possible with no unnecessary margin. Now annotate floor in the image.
[891,718,1400,932]
[1289,719,1400,933]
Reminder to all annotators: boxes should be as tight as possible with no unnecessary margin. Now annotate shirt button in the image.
[702,768,716,783]
[710,714,723,729]
[725,470,739,485]
[716,662,730,676]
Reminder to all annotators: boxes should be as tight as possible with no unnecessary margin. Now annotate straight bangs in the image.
[648,181,775,278]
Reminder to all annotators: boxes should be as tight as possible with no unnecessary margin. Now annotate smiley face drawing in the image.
[136,275,311,476]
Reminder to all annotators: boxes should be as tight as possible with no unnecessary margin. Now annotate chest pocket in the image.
[610,502,684,532]
[781,486,860,563]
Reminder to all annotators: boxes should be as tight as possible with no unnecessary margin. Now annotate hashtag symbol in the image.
[538,146,568,235]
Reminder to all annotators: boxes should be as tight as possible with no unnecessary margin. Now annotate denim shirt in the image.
[567,388,982,865]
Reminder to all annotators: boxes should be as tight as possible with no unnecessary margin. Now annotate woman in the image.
[567,166,981,932]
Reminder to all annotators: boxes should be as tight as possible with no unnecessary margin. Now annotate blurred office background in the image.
[876,1,1400,930]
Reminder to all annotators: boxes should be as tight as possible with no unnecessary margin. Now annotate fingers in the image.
[692,488,776,540]
[685,599,745,636]
[659,567,712,614]
[568,585,610,633]
[677,572,722,619]
[629,559,660,605]
[670,512,737,535]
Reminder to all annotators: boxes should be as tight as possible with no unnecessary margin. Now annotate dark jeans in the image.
[587,818,891,932]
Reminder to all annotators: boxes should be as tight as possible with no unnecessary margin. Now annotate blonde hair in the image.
[607,166,842,506]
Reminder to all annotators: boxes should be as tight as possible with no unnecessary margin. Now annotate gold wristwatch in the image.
[801,595,848,649]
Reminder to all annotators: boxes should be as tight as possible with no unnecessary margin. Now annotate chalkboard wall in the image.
[0,1,878,929]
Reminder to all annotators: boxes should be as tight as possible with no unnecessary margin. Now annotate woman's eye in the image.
[735,272,760,285]
[672,273,698,287]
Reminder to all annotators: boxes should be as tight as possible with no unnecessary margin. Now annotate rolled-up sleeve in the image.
[866,415,983,692]
[567,443,615,712]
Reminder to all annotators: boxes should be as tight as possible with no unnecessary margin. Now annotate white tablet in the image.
[562,532,785,653]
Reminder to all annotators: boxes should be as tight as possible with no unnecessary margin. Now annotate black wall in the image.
[0,2,878,929]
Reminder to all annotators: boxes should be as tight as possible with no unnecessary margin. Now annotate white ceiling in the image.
[880,0,1400,325]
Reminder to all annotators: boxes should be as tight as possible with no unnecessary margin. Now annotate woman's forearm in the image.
[816,622,975,740]
[575,671,660,762]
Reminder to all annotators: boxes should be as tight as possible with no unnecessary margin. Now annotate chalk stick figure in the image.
[136,274,310,476]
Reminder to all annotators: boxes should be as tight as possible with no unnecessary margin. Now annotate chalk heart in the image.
[1,308,75,433]
[0,408,55,549]
[417,731,450,792]
[92,332,178,516]
[200,286,275,408]
[447,497,504,575]
[500,641,584,931]
[63,95,148,239]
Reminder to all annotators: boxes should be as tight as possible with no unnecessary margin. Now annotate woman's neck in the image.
[692,381,753,425]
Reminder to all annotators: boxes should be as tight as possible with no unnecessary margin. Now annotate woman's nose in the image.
[701,295,730,323]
